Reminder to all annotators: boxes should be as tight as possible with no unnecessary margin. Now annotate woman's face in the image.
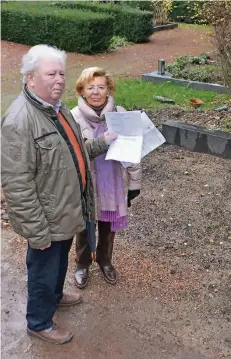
[81,76,109,107]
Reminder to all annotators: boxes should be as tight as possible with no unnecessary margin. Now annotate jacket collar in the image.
[23,85,61,115]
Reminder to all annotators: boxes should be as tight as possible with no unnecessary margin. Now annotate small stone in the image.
[203,263,210,269]
[224,338,231,347]
[170,269,176,275]
[178,252,187,257]
[2,214,9,221]
[4,309,9,314]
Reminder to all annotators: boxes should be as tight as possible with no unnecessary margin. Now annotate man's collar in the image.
[26,87,62,113]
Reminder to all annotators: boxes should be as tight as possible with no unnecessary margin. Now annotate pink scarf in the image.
[78,96,128,231]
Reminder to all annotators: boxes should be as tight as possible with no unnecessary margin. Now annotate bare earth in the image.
[1,26,231,359]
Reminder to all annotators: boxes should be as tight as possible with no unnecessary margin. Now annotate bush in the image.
[57,1,153,42]
[1,2,114,53]
[166,55,223,84]
[197,1,231,89]
[181,65,222,84]
[108,36,129,51]
[170,1,205,24]
[124,1,154,12]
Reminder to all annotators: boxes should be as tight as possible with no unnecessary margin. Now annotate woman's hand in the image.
[104,131,118,145]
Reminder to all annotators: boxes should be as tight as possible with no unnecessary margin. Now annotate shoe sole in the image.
[57,297,82,308]
[101,273,117,285]
[74,276,89,289]
[27,328,73,344]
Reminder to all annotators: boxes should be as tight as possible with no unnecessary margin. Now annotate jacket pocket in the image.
[35,132,67,172]
[39,192,57,222]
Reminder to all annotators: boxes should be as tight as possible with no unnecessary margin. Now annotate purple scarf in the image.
[79,96,128,231]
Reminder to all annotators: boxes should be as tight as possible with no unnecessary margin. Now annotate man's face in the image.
[27,58,65,105]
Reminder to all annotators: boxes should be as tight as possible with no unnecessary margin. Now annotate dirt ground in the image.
[1,26,231,359]
[2,146,231,359]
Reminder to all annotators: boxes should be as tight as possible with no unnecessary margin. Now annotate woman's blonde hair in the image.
[75,67,115,96]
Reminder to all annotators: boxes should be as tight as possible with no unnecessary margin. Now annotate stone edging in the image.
[153,23,178,32]
[162,120,231,159]
[142,71,230,94]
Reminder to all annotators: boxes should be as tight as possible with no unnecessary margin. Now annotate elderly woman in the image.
[71,67,142,288]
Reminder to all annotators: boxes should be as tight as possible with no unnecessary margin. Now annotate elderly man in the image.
[1,44,116,344]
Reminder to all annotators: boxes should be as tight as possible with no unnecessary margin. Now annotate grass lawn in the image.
[65,78,230,111]
[178,23,212,32]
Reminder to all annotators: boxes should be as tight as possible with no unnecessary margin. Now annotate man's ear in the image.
[27,72,35,87]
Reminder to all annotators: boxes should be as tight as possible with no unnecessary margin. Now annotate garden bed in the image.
[166,54,224,84]
[142,53,230,94]
[145,107,231,134]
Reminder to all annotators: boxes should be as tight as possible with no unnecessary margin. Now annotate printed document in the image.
[105,111,165,165]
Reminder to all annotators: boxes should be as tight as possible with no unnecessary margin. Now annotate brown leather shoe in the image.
[57,292,82,307]
[100,264,117,284]
[75,268,89,289]
[27,323,73,344]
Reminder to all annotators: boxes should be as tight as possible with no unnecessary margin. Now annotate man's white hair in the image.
[21,44,66,84]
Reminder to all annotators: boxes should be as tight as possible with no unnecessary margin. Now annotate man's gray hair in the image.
[21,44,66,84]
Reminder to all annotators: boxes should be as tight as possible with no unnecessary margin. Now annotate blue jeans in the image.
[26,238,73,331]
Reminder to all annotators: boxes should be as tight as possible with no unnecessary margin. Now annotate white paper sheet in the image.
[105,111,143,136]
[105,111,165,166]
[120,112,166,168]
[106,135,143,163]
[141,112,166,158]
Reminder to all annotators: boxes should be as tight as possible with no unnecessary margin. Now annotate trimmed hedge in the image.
[57,1,153,43]
[1,2,114,53]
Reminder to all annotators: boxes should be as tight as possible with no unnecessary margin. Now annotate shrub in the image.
[108,36,129,51]
[181,65,223,84]
[166,56,189,77]
[57,1,153,43]
[125,1,154,12]
[170,1,205,24]
[1,2,114,53]
[166,55,223,84]
[152,0,173,26]
[196,1,231,89]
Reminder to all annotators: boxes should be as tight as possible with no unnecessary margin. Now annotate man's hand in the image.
[39,243,51,250]
[104,131,118,145]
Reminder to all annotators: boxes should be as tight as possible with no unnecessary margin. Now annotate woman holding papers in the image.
[71,67,142,288]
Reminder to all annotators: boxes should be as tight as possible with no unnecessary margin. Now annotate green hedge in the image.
[57,1,153,42]
[1,2,114,53]
[170,1,205,24]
